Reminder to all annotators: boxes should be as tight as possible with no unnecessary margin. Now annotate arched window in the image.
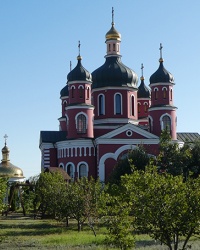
[162,115,171,131]
[79,86,84,98]
[138,103,141,113]
[71,86,75,98]
[59,163,64,169]
[170,89,173,101]
[108,44,111,51]
[79,163,88,178]
[130,95,134,116]
[77,114,87,133]
[63,100,67,108]
[154,88,158,100]
[115,93,122,115]
[113,44,116,51]
[163,87,167,99]
[66,114,69,130]
[98,94,105,115]
[67,164,74,179]
[149,116,153,132]
[86,87,90,99]
[144,102,148,113]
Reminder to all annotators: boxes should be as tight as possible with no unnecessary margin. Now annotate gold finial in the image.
[4,134,8,146]
[77,41,82,60]
[112,7,114,26]
[159,43,163,62]
[140,63,145,80]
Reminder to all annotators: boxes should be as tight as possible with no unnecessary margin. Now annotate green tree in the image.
[65,177,102,232]
[157,130,192,177]
[35,172,66,218]
[22,177,39,214]
[122,167,200,250]
[189,139,200,178]
[108,145,150,184]
[103,184,135,250]
[0,177,7,213]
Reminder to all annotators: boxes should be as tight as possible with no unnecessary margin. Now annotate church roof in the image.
[150,60,174,84]
[44,167,71,181]
[92,56,138,89]
[60,85,69,97]
[0,140,24,179]
[177,132,200,143]
[105,23,121,41]
[67,56,92,82]
[40,131,67,144]
[138,77,150,98]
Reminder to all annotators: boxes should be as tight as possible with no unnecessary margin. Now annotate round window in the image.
[126,130,133,137]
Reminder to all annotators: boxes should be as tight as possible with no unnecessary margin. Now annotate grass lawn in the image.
[0,213,200,249]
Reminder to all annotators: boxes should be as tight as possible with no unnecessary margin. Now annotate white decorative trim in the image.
[75,112,88,129]
[78,85,84,89]
[98,144,137,181]
[126,130,133,137]
[148,106,177,111]
[96,123,158,140]
[94,118,138,125]
[65,162,75,179]
[98,93,105,115]
[66,105,94,110]
[150,82,175,87]
[77,161,89,178]
[160,113,172,130]
[68,80,92,85]
[114,92,123,115]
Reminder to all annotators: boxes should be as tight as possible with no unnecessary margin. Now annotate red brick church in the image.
[39,11,199,182]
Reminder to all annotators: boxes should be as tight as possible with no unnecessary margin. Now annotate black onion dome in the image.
[138,78,150,98]
[67,56,92,82]
[92,57,138,89]
[60,85,69,97]
[150,60,174,84]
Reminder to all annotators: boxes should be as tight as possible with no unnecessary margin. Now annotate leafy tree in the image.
[157,130,192,177]
[22,177,39,214]
[189,139,200,178]
[122,166,200,250]
[108,145,150,184]
[35,172,66,218]
[0,177,7,213]
[65,177,103,232]
[102,184,135,250]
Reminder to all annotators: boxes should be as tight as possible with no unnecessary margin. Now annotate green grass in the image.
[0,213,200,249]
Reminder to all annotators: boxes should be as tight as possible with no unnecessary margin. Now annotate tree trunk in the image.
[66,217,69,227]
[182,229,194,250]
[78,221,82,232]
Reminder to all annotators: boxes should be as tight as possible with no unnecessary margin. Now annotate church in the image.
[39,11,199,182]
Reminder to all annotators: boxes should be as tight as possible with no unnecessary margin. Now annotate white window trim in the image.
[114,92,123,115]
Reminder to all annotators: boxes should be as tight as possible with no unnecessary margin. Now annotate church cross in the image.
[141,63,144,77]
[112,7,114,25]
[159,43,163,59]
[4,134,8,145]
[78,40,81,56]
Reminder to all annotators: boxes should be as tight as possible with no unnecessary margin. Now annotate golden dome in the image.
[0,162,24,178]
[0,137,24,179]
[105,23,121,41]
[2,145,10,153]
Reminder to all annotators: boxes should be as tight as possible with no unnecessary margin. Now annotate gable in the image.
[96,123,159,140]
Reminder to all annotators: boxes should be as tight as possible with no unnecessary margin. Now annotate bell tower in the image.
[148,44,177,140]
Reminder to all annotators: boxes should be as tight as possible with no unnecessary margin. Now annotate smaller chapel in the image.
[39,10,199,182]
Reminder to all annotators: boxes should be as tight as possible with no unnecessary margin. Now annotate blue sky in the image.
[0,0,200,179]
